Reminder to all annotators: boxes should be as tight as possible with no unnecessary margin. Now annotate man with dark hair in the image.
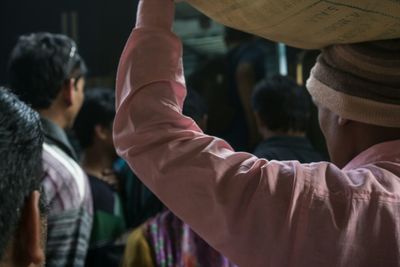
[74,88,126,267]
[0,87,45,267]
[8,32,92,267]
[113,0,400,266]
[252,75,322,162]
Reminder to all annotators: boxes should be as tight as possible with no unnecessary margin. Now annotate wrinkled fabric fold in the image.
[113,0,400,266]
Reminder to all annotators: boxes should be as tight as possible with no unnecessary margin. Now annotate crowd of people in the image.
[1,0,400,266]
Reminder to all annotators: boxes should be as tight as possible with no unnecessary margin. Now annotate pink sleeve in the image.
[113,0,336,265]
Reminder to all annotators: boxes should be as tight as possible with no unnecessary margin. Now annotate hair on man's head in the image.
[0,87,44,260]
[8,32,87,109]
[252,75,311,133]
[74,88,115,149]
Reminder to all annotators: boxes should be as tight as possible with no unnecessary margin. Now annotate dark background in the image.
[0,0,139,86]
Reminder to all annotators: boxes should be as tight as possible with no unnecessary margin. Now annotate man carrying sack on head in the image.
[113,0,400,266]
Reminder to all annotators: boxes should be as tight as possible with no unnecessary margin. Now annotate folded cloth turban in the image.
[307,39,400,128]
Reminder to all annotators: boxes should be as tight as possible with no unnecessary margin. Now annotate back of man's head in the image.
[306,39,400,167]
[8,32,87,110]
[0,87,44,265]
[74,88,115,149]
[252,75,310,134]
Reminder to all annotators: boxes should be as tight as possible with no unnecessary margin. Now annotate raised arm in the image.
[113,0,340,265]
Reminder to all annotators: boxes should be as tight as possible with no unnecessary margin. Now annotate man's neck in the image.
[38,109,68,130]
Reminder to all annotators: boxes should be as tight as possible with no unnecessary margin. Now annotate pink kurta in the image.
[114,0,400,266]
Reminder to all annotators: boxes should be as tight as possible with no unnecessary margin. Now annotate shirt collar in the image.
[40,117,78,161]
[343,139,400,170]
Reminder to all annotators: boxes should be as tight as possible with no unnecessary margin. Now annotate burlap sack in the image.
[186,0,400,49]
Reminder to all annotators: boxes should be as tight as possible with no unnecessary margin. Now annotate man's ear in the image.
[16,191,45,267]
[94,124,109,141]
[62,79,76,107]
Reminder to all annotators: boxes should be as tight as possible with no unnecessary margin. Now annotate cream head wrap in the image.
[307,39,400,127]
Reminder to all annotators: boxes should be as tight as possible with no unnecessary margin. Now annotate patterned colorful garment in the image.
[122,211,237,267]
[42,131,93,266]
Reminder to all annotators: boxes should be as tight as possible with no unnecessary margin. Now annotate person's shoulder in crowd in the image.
[253,136,324,163]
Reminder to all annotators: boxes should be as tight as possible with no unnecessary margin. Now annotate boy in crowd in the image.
[8,33,92,267]
[252,75,323,162]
